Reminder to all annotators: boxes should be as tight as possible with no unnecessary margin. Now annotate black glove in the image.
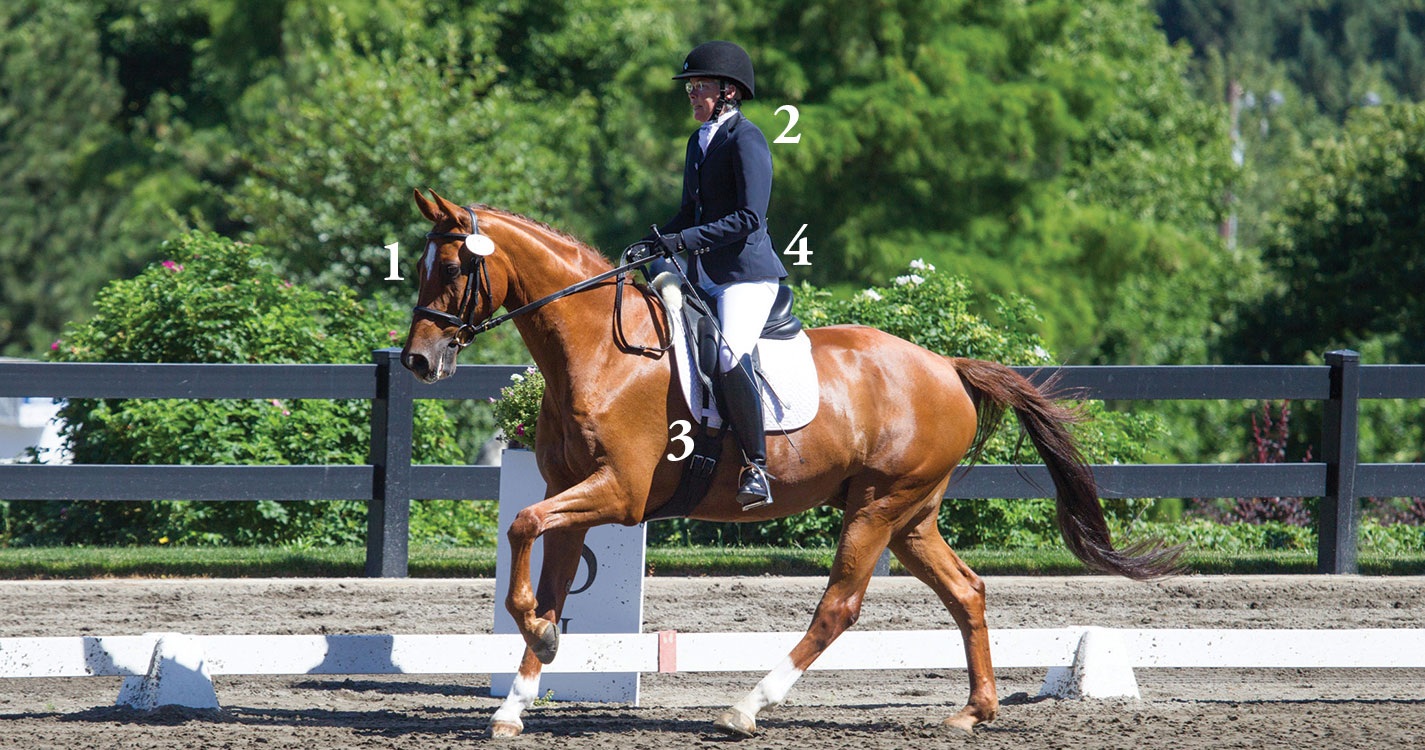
[653,233,684,257]
[624,241,654,263]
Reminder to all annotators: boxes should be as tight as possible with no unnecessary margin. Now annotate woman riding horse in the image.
[635,40,787,511]
[399,42,1177,742]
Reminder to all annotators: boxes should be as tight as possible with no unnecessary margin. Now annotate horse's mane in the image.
[473,204,613,272]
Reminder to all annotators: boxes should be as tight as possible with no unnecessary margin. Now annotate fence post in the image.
[367,347,413,578]
[1318,349,1361,574]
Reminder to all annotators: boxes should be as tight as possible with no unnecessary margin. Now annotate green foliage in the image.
[227,0,681,302]
[708,0,1240,363]
[1159,1,1425,117]
[0,1,130,356]
[1229,103,1425,365]
[4,231,464,546]
[491,367,545,450]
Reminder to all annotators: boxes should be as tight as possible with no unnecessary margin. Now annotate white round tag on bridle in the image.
[465,233,495,256]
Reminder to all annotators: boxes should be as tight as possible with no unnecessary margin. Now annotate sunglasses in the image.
[684,80,719,94]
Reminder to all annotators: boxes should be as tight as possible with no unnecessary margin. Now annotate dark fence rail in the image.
[2,349,1422,575]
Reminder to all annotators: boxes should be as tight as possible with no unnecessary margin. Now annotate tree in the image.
[0,1,129,355]
[1229,103,1425,364]
[692,0,1241,363]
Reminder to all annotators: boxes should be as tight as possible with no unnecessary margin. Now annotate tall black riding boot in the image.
[718,354,773,511]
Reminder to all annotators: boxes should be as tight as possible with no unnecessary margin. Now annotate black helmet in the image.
[672,41,755,100]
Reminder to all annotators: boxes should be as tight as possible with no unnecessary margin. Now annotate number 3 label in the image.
[667,420,694,462]
[774,105,801,144]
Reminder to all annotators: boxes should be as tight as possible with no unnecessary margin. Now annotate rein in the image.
[412,206,671,353]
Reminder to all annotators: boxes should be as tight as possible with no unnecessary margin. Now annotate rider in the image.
[640,40,787,511]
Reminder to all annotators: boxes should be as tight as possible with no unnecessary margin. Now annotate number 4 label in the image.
[783,224,811,266]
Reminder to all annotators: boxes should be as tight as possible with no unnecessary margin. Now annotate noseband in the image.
[411,206,671,352]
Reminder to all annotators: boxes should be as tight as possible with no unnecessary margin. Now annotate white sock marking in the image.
[732,657,804,717]
[492,672,540,726]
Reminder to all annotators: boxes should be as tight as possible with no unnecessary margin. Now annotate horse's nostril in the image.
[403,352,428,376]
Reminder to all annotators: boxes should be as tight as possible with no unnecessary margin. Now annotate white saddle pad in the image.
[654,275,819,433]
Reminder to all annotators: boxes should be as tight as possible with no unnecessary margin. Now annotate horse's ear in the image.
[429,190,466,229]
[413,188,445,223]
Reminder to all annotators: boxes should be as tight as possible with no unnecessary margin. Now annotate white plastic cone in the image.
[116,633,219,710]
[1037,627,1140,700]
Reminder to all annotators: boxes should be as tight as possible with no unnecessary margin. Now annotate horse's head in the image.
[401,189,510,383]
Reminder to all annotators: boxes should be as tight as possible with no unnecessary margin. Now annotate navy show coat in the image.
[658,111,788,285]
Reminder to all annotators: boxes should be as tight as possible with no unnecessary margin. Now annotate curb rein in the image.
[411,206,672,354]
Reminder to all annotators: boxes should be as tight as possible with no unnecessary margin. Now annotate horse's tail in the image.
[950,357,1181,581]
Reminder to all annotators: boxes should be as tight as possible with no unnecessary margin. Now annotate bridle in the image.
[411,206,672,353]
[412,206,494,348]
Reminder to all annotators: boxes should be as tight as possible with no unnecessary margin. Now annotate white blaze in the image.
[422,241,437,280]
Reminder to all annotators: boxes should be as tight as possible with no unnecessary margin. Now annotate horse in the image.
[399,189,1177,738]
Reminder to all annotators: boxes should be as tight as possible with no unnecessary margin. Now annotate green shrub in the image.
[491,367,544,451]
[6,231,465,546]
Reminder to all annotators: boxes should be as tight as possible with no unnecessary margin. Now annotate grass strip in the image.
[0,545,1421,578]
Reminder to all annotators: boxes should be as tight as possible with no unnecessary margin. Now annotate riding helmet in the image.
[673,41,756,100]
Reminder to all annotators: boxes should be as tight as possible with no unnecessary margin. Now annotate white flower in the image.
[510,373,525,383]
[909,258,936,272]
[1032,345,1051,360]
[894,274,925,286]
[859,289,884,301]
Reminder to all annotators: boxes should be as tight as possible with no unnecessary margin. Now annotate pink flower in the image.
[515,424,525,436]
[161,260,184,272]
[50,340,60,351]
[488,397,497,404]
[282,281,292,288]
[388,330,400,341]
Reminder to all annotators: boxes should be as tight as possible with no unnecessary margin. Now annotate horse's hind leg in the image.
[490,526,589,738]
[712,481,898,737]
[889,503,998,733]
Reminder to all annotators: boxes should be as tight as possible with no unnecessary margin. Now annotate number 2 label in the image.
[774,105,801,144]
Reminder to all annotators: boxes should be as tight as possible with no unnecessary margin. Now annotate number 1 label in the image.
[384,242,403,281]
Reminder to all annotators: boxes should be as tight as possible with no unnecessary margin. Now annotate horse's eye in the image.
[442,263,461,280]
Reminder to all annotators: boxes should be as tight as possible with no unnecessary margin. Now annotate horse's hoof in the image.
[713,707,756,737]
[490,720,523,738]
[941,712,978,735]
[533,620,560,664]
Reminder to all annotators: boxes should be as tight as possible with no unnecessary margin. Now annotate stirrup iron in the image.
[737,463,774,511]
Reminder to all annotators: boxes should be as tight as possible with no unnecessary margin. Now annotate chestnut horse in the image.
[400,189,1175,738]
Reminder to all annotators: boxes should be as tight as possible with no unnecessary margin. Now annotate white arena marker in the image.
[115,633,219,710]
[1039,627,1140,700]
[492,449,647,704]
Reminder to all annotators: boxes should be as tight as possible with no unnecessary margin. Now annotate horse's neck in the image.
[490,220,624,386]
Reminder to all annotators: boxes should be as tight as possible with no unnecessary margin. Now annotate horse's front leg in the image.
[503,469,626,660]
[491,526,590,738]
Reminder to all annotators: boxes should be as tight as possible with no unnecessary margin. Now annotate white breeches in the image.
[698,278,780,373]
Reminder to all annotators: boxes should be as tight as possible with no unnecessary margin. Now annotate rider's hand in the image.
[653,233,683,257]
[624,241,654,263]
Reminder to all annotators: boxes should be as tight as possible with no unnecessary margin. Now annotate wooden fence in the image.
[2,348,1422,575]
